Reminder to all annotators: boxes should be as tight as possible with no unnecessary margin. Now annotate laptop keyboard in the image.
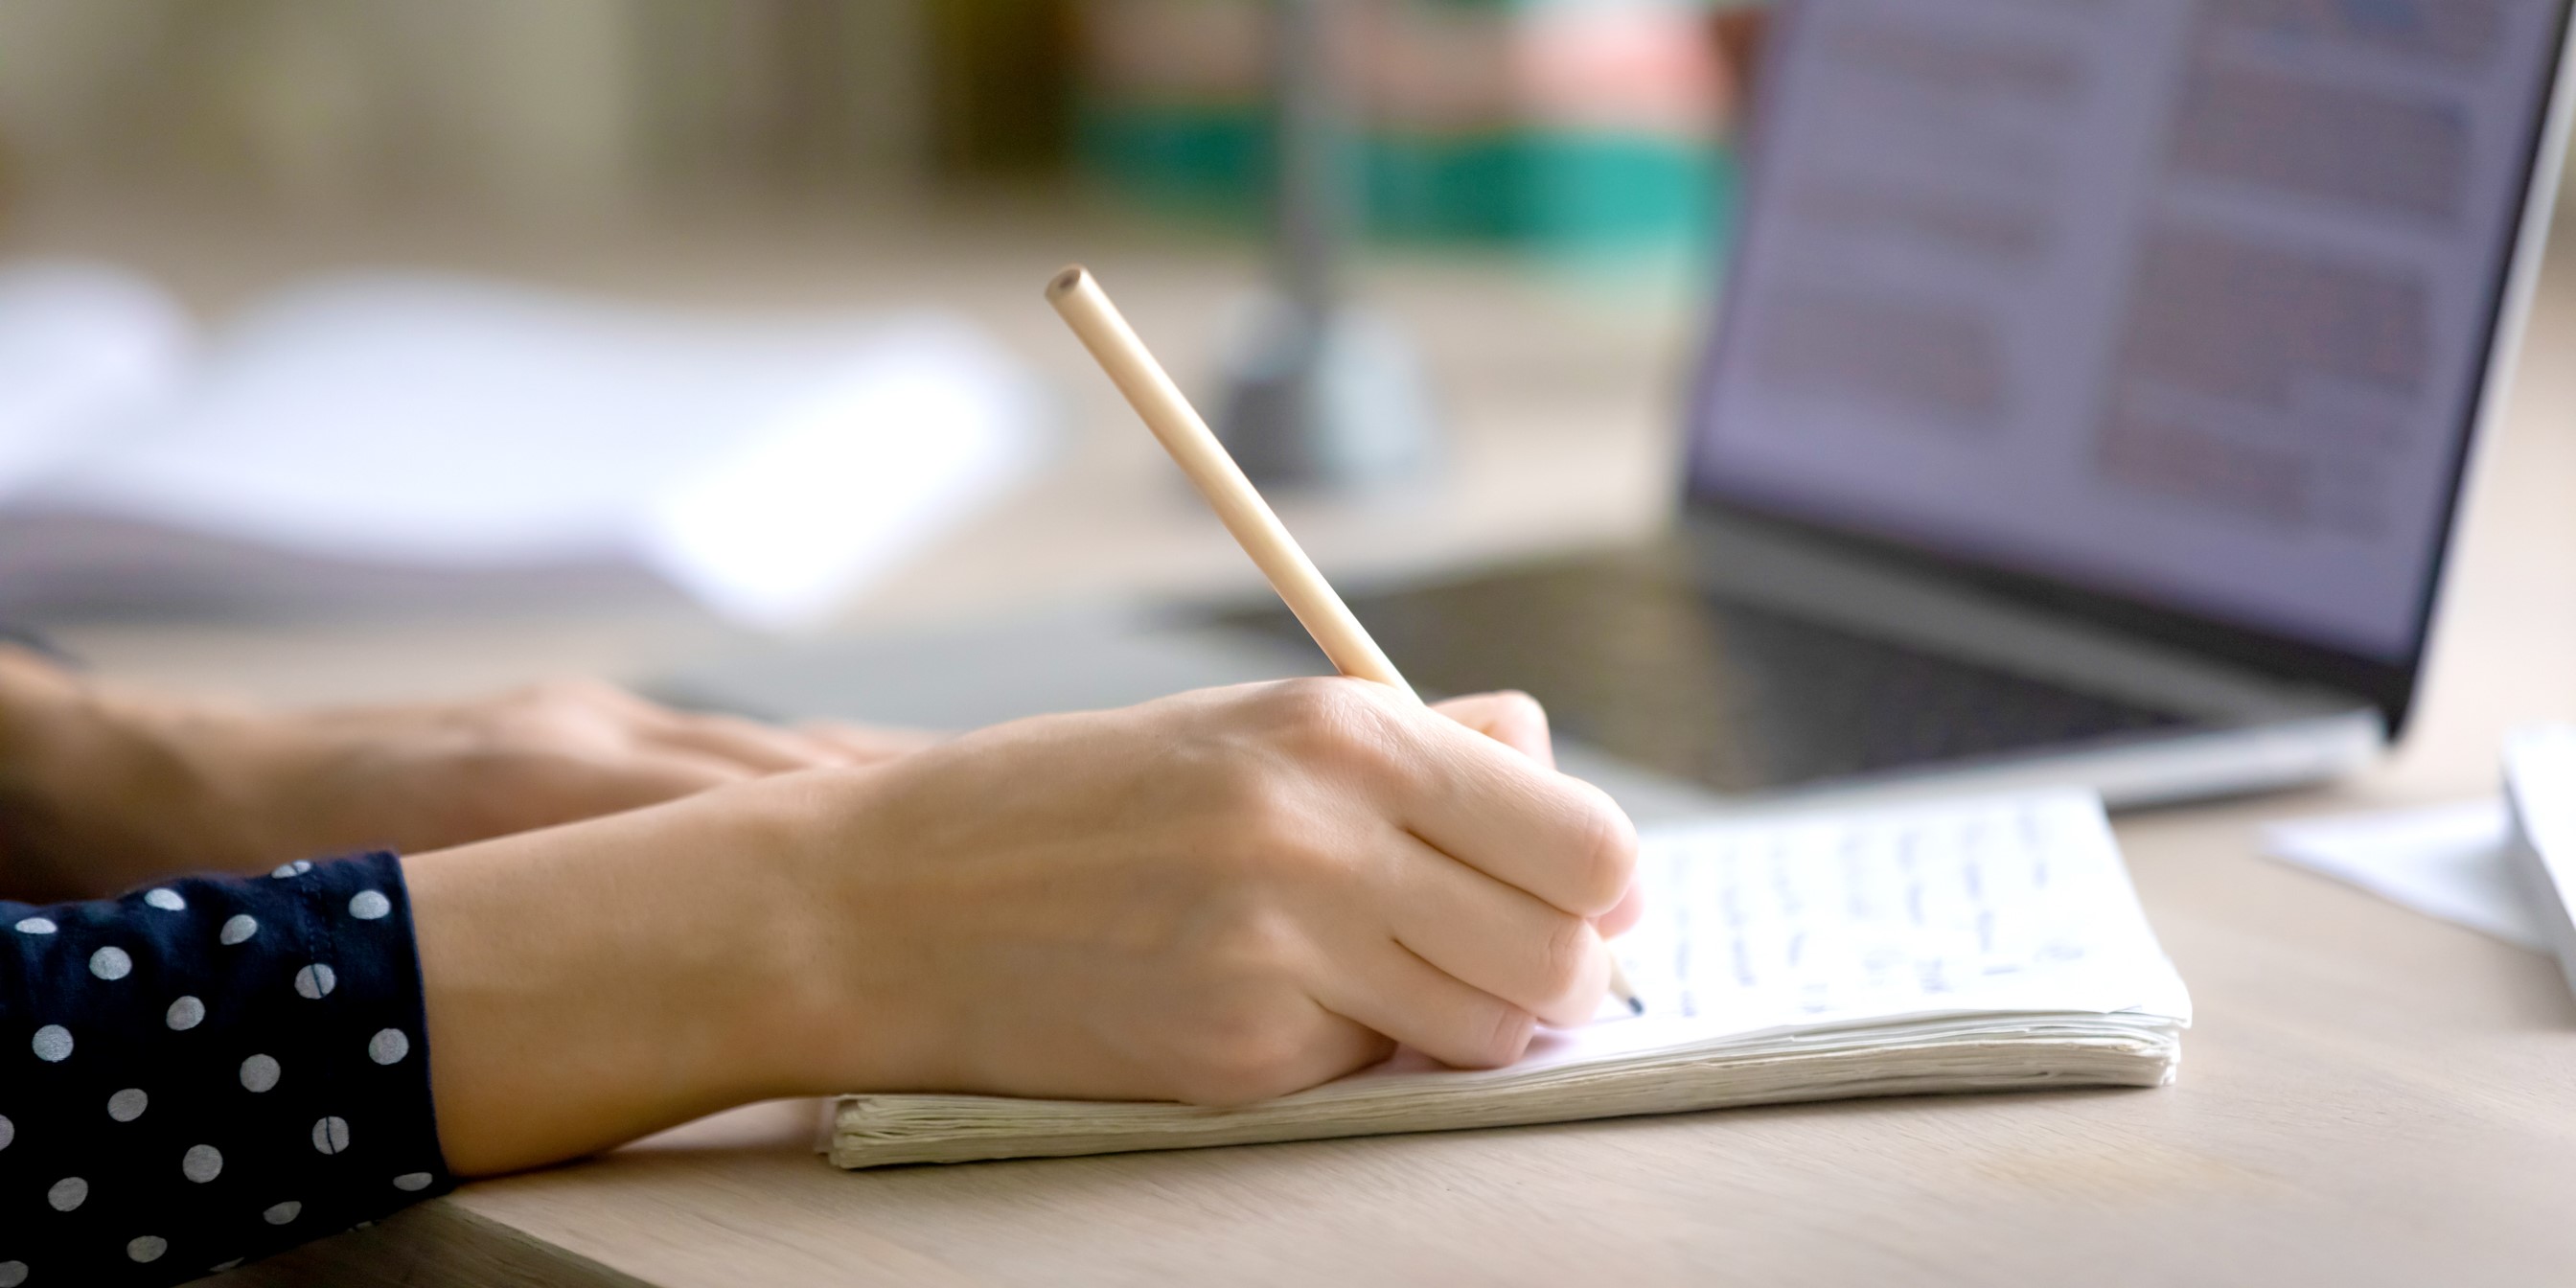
[1211,551,2194,794]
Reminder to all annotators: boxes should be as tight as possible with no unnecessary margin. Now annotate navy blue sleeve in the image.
[0,853,454,1285]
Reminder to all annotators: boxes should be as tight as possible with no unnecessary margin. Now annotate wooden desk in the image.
[19,195,2571,1285]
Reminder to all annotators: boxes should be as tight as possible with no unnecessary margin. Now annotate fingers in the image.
[1384,704,1639,920]
[646,710,859,773]
[481,678,940,779]
[1378,832,1609,1026]
[1311,940,1538,1071]
[797,720,942,764]
[1596,877,1646,940]
[1230,678,1633,919]
[496,751,751,818]
[1429,691,1553,770]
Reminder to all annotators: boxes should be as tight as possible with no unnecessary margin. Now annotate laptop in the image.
[664,0,2576,818]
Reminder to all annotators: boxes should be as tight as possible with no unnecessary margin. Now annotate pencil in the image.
[1045,263,1644,1020]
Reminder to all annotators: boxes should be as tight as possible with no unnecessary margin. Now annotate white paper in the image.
[1557,791,2191,1069]
[2261,800,2546,951]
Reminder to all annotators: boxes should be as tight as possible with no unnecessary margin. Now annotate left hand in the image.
[216,678,934,864]
[0,649,931,900]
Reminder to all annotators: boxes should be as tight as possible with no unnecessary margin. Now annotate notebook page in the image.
[1511,791,2188,1071]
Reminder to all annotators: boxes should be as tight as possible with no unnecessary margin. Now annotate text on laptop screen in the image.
[1688,0,2565,662]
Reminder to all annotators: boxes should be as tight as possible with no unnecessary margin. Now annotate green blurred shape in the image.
[1077,102,1737,258]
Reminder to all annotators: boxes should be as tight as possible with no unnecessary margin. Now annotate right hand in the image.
[786,678,1643,1106]
[407,678,1642,1173]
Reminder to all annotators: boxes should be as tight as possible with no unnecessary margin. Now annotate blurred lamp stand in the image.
[1215,0,1439,492]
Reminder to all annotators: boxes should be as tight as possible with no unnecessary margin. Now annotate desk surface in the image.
[12,194,2572,1287]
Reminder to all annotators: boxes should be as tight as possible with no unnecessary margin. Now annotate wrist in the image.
[404,770,872,1172]
[647,772,862,1103]
[746,768,954,1097]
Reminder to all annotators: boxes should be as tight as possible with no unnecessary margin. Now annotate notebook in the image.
[0,260,1047,628]
[829,791,2192,1168]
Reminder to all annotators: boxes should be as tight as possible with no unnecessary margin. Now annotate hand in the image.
[800,679,1644,1106]
[209,678,932,867]
[404,678,1643,1173]
[0,648,930,900]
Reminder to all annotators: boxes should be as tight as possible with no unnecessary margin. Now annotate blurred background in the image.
[0,0,1768,700]
[0,0,1746,250]
[4,0,2571,735]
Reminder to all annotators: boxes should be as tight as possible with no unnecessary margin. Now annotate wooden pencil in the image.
[1044,263,1644,1018]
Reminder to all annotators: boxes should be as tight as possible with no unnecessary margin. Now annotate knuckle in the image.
[1532,912,1598,1001]
[1470,1002,1538,1069]
[1560,784,1640,912]
[1261,675,1346,722]
[1491,689,1548,728]
[502,678,623,726]
[528,677,614,706]
[1258,678,1383,754]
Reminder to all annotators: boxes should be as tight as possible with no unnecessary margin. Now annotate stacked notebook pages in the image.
[831,791,2191,1168]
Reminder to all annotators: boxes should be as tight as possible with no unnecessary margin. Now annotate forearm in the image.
[0,648,261,900]
[402,771,865,1175]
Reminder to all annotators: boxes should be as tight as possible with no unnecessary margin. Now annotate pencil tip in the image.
[1625,996,1644,1017]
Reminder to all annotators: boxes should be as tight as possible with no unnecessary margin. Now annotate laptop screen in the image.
[1687,0,2569,667]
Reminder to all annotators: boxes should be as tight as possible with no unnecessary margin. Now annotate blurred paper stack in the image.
[0,264,1049,630]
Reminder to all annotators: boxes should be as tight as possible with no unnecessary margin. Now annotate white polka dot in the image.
[13,916,54,934]
[368,1028,411,1065]
[312,1116,351,1154]
[211,1259,244,1273]
[392,1171,435,1191]
[240,1053,281,1093]
[167,995,205,1030]
[183,1143,223,1184]
[0,1114,12,1150]
[270,859,313,878]
[127,1234,167,1263]
[294,963,337,999]
[143,887,186,911]
[32,1024,71,1062]
[219,913,259,945]
[349,889,392,920]
[263,1200,302,1225]
[0,1260,23,1287]
[107,1088,148,1122]
[89,945,131,980]
[47,1175,86,1210]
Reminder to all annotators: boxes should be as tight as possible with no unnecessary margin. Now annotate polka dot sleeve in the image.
[0,852,453,1285]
